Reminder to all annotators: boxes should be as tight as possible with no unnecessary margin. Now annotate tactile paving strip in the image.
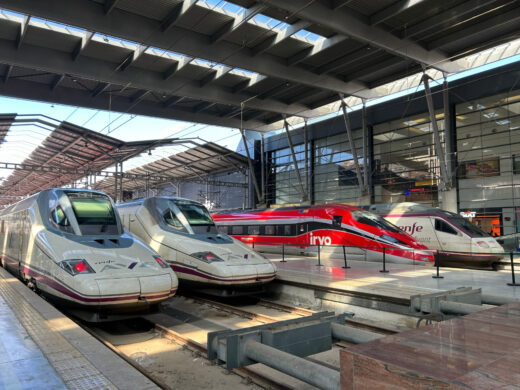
[0,272,117,390]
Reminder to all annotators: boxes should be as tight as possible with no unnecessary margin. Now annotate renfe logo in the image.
[399,222,423,236]
[310,235,332,245]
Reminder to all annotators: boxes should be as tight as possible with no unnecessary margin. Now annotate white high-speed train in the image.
[0,189,178,321]
[117,197,277,296]
[362,202,504,268]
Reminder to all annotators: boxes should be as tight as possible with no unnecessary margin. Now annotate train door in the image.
[431,217,467,252]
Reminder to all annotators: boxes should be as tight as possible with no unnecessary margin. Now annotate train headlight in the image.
[154,256,170,269]
[59,259,95,276]
[191,251,225,263]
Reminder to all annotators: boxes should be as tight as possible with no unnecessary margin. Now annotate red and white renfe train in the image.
[212,204,434,264]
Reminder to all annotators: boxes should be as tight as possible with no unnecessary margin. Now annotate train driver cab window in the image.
[435,219,457,235]
[66,192,119,235]
[332,215,342,227]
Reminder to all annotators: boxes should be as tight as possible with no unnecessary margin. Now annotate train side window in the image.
[50,206,73,233]
[435,219,457,235]
[265,225,275,235]
[332,215,342,227]
[232,225,244,235]
[284,225,294,236]
[275,225,285,236]
[247,225,260,235]
[217,225,228,234]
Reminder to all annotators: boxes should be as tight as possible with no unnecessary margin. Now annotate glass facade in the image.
[456,91,520,235]
[372,112,444,206]
[314,130,364,204]
[269,144,309,204]
[266,84,520,234]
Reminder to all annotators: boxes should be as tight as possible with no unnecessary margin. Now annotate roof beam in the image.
[370,0,426,26]
[160,0,198,33]
[402,0,499,39]
[0,38,318,118]
[16,15,30,49]
[116,44,149,71]
[427,6,520,51]
[0,77,277,131]
[232,73,267,93]
[51,74,65,90]
[3,65,13,83]
[72,31,94,61]
[91,81,110,97]
[287,34,347,66]
[199,65,232,87]
[252,20,311,56]
[163,95,183,108]
[163,56,193,80]
[131,89,150,103]
[0,0,377,98]
[211,3,265,44]
[260,0,461,73]
[104,0,119,15]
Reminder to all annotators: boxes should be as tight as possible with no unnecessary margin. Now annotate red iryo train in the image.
[212,204,434,264]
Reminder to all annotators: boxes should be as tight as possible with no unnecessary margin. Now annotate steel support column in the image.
[284,119,307,201]
[239,124,262,205]
[422,73,449,190]
[304,120,309,199]
[340,98,364,192]
[443,76,454,184]
[361,100,368,194]
[260,133,265,204]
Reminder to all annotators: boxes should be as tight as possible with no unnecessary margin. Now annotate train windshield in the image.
[158,199,217,234]
[66,192,119,235]
[350,209,401,233]
[444,212,489,237]
[49,191,120,235]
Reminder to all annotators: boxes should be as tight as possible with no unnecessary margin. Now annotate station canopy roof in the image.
[0,0,518,132]
[0,115,245,207]
[95,141,249,196]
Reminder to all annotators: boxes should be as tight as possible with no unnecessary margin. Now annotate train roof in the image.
[117,196,204,208]
[0,188,111,215]
[213,203,361,215]
[362,202,442,214]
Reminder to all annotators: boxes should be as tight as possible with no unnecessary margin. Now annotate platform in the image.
[339,302,520,389]
[266,253,520,301]
[0,267,159,390]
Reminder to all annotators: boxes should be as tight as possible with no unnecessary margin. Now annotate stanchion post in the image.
[317,245,322,266]
[380,247,389,273]
[252,241,254,249]
[432,250,443,279]
[342,245,350,269]
[281,243,286,263]
[507,252,520,286]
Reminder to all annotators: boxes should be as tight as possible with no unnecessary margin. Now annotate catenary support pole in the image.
[340,97,364,192]
[422,73,449,190]
[284,119,307,201]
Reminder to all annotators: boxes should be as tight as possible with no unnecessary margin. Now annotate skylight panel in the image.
[294,29,324,43]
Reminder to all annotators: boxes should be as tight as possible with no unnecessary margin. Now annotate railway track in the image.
[81,294,400,389]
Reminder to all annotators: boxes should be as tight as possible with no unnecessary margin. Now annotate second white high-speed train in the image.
[117,197,277,296]
[0,189,178,321]
[363,203,504,267]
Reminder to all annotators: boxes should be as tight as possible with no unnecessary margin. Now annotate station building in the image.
[258,61,520,237]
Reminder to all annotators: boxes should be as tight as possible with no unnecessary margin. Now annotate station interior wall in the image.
[263,62,520,236]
